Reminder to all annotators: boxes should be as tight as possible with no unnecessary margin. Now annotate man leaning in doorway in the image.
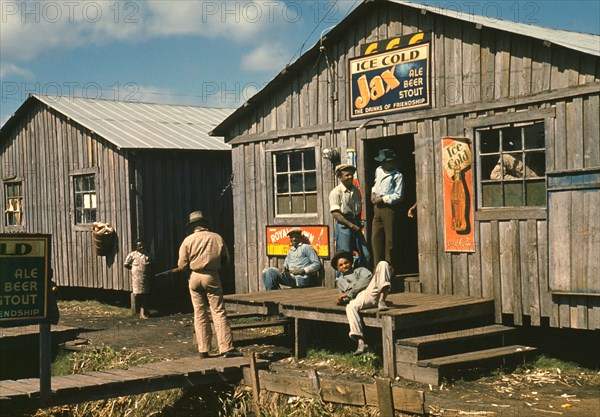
[173,211,240,358]
[329,164,371,269]
[371,149,404,275]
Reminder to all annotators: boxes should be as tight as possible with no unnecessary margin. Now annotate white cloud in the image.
[241,42,291,72]
[0,0,294,62]
[0,63,33,79]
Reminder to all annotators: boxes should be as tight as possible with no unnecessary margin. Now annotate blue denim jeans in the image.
[334,220,371,269]
[262,267,318,290]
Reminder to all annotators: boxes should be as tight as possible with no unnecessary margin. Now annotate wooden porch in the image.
[224,288,538,384]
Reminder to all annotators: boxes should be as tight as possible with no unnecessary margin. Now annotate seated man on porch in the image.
[332,250,391,355]
[262,227,322,290]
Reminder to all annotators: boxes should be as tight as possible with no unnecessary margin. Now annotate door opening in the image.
[364,135,419,275]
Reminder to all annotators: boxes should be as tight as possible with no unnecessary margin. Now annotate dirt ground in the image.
[58,305,600,417]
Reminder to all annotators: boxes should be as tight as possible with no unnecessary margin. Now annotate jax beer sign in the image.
[0,234,51,324]
[441,138,475,252]
[349,34,430,120]
[266,225,329,258]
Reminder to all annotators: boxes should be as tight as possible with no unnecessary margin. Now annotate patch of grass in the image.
[58,300,131,318]
[308,348,382,373]
[259,391,379,417]
[518,354,600,385]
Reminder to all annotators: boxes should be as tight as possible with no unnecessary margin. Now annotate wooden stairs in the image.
[393,302,538,385]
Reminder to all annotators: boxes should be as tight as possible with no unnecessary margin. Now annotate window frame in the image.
[71,170,98,226]
[476,120,547,209]
[272,148,318,218]
[3,180,25,228]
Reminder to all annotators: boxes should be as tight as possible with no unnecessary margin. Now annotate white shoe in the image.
[378,300,389,311]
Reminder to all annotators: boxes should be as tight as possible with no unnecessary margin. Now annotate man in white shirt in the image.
[371,149,404,274]
[329,164,371,268]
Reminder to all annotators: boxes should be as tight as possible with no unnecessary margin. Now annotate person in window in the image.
[332,251,391,355]
[173,211,240,358]
[329,164,371,269]
[262,227,321,290]
[371,149,404,274]
[490,154,541,180]
[124,239,152,319]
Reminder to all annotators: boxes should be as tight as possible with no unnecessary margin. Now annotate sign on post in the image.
[0,234,51,325]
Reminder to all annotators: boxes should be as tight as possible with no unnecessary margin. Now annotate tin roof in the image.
[2,94,234,151]
[392,0,600,57]
[211,0,599,137]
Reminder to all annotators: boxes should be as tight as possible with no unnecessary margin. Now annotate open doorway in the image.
[364,135,419,275]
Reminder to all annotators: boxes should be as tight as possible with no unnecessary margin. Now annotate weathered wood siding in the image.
[132,150,235,292]
[222,2,600,329]
[0,102,133,290]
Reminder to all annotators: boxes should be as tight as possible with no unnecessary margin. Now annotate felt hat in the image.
[374,149,397,162]
[187,211,208,226]
[334,164,357,177]
[330,250,353,270]
[287,227,303,236]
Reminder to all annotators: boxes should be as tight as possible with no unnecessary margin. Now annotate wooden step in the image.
[418,345,537,368]
[229,319,290,331]
[398,324,515,347]
[396,345,537,385]
[396,324,516,363]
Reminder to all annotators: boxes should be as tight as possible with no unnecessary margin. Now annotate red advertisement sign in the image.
[266,225,329,258]
[442,137,475,252]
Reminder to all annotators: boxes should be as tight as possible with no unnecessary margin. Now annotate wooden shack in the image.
[0,94,234,294]
[211,0,600,330]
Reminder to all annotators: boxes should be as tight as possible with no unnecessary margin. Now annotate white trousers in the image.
[346,261,391,338]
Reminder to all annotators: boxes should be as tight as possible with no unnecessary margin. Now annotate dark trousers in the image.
[371,204,400,272]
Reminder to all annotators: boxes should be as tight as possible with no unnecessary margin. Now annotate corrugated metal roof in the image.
[31,95,234,150]
[392,0,600,57]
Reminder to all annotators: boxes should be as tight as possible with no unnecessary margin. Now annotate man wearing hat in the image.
[329,164,371,268]
[331,251,391,355]
[371,149,404,273]
[262,227,321,290]
[174,211,240,358]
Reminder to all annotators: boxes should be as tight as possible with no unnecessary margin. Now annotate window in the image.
[477,122,546,207]
[74,174,97,224]
[4,182,23,226]
[273,149,317,215]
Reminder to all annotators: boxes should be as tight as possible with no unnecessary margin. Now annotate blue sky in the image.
[1,0,599,127]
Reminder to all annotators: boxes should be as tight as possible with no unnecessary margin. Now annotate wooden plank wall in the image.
[0,103,132,291]
[222,2,600,330]
[134,150,235,293]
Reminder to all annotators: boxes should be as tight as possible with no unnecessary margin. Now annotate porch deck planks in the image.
[0,356,269,411]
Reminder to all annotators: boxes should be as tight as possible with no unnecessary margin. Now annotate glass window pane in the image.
[482,155,501,180]
[290,173,303,192]
[90,208,97,223]
[277,196,290,214]
[276,174,289,193]
[526,180,546,206]
[304,172,316,192]
[480,130,499,153]
[502,126,522,151]
[76,194,84,208]
[524,123,545,149]
[306,194,318,213]
[502,153,525,179]
[304,150,316,170]
[482,183,502,207]
[504,182,524,206]
[275,154,288,173]
[289,152,302,171]
[87,175,95,191]
[525,152,545,177]
[75,178,84,192]
[291,195,304,213]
